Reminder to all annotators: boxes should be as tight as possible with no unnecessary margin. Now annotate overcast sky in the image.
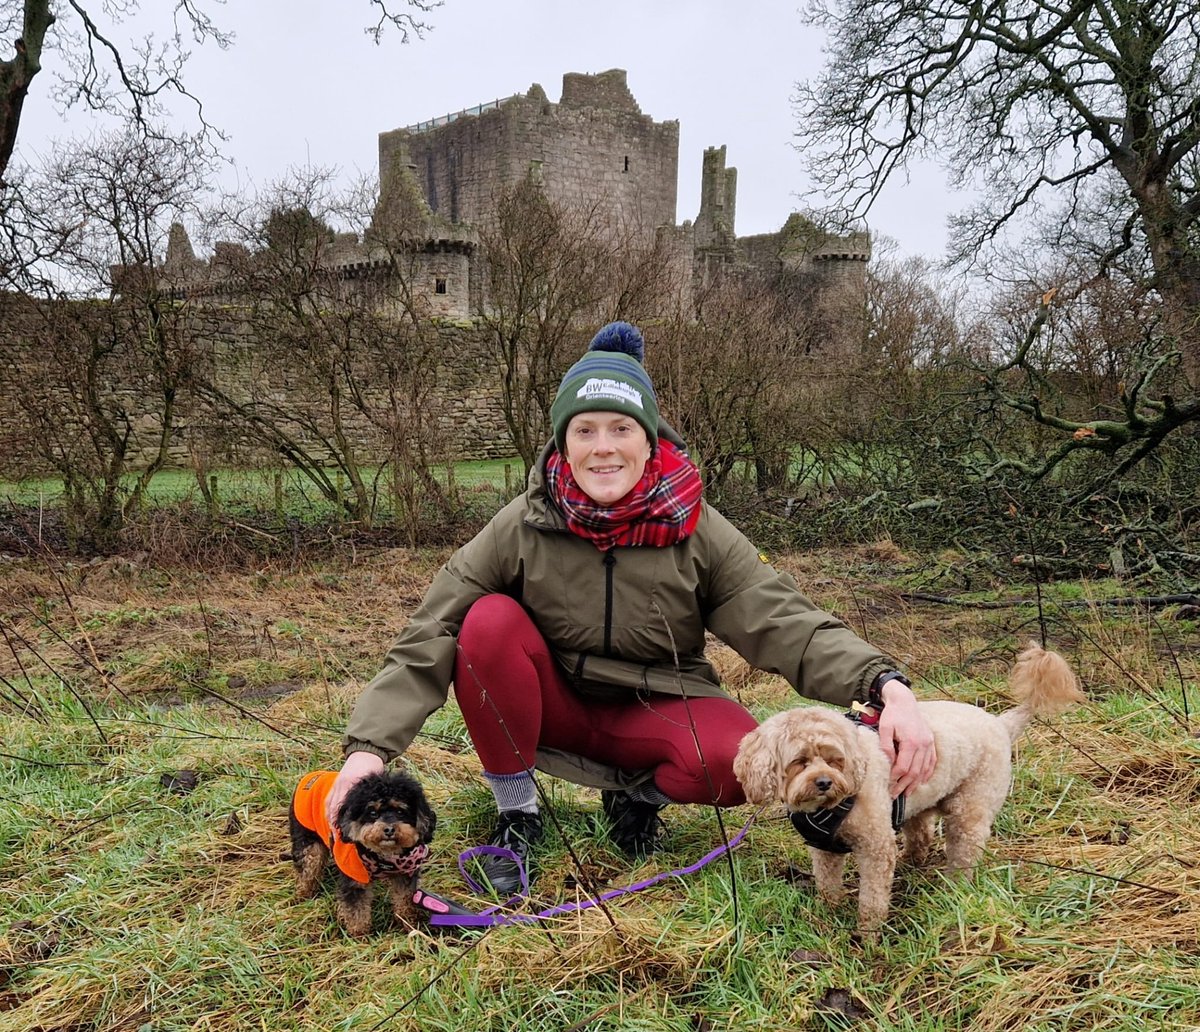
[14,0,960,259]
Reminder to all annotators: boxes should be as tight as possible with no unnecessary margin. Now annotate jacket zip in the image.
[603,548,616,656]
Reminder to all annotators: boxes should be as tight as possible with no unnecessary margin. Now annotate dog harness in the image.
[292,770,428,885]
[788,704,906,854]
[790,798,859,854]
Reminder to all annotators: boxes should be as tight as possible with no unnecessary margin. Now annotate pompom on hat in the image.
[551,322,660,453]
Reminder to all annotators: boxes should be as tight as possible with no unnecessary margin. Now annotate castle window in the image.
[435,278,448,294]
[623,155,630,173]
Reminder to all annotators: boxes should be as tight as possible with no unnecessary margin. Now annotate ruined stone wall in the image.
[380,108,510,229]
[654,223,696,315]
[416,251,471,319]
[737,232,785,280]
[0,299,515,480]
[737,220,870,336]
[379,70,679,243]
[193,315,514,466]
[336,250,473,321]
[804,255,870,347]
[0,292,197,475]
[807,253,870,303]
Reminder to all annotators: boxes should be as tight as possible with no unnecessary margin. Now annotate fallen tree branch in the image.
[900,591,1200,610]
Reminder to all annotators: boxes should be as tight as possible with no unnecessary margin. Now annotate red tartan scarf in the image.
[545,440,704,551]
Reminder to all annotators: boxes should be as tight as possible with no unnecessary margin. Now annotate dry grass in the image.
[1,547,1198,1031]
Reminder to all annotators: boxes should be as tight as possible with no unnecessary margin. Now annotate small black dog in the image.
[289,768,436,937]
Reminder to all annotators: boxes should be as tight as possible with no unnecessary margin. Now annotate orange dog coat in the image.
[292,770,374,884]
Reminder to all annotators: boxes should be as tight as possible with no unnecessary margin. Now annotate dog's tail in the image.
[998,642,1084,744]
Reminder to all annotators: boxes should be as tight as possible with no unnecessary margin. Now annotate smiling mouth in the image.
[589,466,623,474]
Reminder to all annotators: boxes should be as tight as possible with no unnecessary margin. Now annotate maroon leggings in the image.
[451,594,757,806]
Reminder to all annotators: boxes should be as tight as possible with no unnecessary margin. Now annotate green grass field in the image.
[1,548,1197,1031]
[0,460,523,509]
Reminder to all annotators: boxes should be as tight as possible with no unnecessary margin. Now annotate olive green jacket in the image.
[344,433,896,786]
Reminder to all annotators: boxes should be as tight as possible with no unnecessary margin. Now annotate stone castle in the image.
[167,68,870,320]
[12,69,873,476]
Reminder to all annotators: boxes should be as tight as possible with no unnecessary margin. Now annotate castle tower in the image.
[693,145,737,250]
[773,214,871,351]
[378,69,679,246]
[691,145,739,289]
[357,145,477,320]
[779,213,871,315]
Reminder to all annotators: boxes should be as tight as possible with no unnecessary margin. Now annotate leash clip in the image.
[849,700,881,726]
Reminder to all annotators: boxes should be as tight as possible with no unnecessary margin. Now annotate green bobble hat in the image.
[551,322,660,453]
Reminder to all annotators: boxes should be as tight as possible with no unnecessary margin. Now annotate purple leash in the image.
[416,809,761,928]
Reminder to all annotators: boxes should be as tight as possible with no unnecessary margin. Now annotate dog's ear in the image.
[336,772,388,826]
[845,726,871,792]
[416,795,436,842]
[733,726,779,805]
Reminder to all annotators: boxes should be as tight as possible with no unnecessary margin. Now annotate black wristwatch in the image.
[869,670,911,709]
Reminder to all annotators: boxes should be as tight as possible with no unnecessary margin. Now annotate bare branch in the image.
[796,0,1200,381]
[365,0,442,45]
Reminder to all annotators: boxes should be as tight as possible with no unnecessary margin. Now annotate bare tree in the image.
[975,283,1199,503]
[0,129,210,549]
[0,0,230,185]
[0,0,442,185]
[193,166,458,537]
[360,171,458,546]
[795,0,1200,483]
[0,0,52,179]
[813,253,983,495]
[654,278,817,493]
[594,219,684,329]
[478,177,616,474]
[192,171,382,526]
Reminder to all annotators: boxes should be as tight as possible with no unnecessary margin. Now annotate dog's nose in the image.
[815,776,833,792]
[382,823,396,838]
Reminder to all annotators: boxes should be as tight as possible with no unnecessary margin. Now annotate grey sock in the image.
[626,781,673,807]
[483,770,538,814]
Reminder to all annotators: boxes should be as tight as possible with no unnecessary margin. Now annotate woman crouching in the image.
[325,321,934,894]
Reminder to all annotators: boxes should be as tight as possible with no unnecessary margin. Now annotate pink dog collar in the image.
[361,842,429,878]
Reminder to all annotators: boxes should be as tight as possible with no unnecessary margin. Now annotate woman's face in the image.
[564,411,652,505]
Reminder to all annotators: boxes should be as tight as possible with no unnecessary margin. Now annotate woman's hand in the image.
[875,679,936,798]
[325,750,385,829]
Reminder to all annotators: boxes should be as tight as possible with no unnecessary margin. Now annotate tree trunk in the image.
[0,1,54,183]
[1126,178,1200,388]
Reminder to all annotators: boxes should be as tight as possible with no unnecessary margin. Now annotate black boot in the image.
[601,790,667,857]
[479,809,543,895]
